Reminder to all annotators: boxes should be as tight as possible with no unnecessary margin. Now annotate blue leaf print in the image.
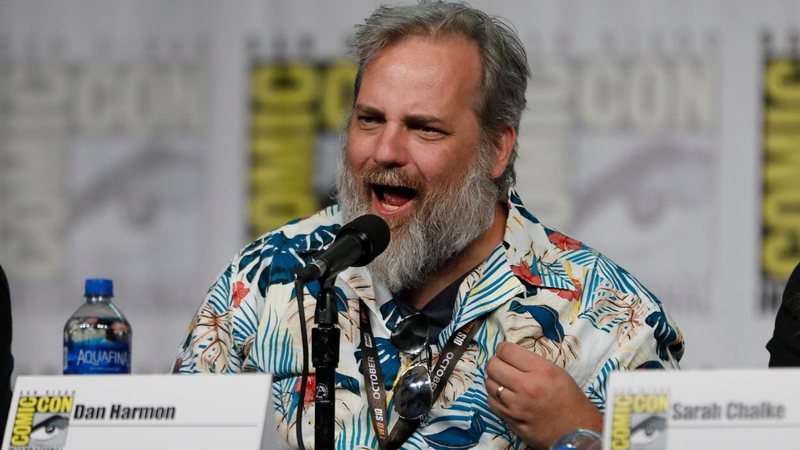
[379,300,404,328]
[304,281,350,313]
[645,310,682,361]
[636,360,665,369]
[243,224,340,294]
[509,190,540,224]
[586,357,620,411]
[422,412,487,450]
[508,300,565,343]
[336,372,361,396]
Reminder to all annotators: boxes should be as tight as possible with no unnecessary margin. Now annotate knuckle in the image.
[485,357,498,376]
[521,379,541,398]
[495,341,510,358]
[539,361,558,378]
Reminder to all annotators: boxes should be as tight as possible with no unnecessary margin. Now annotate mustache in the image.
[360,166,426,194]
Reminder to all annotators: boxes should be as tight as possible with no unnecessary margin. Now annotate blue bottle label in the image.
[64,338,130,374]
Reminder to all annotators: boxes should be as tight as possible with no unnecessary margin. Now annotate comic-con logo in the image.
[10,394,73,449]
[611,392,669,450]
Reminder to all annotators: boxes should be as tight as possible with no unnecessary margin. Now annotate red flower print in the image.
[511,262,543,286]
[553,278,582,301]
[232,281,250,308]
[295,375,316,404]
[171,357,183,374]
[548,232,582,251]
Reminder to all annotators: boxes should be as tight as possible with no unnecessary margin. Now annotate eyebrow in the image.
[354,104,447,129]
[354,104,384,118]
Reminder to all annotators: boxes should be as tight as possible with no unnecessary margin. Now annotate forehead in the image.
[357,34,483,115]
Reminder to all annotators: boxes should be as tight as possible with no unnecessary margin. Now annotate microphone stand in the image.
[312,275,339,450]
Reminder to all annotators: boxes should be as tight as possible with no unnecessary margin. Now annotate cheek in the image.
[345,132,372,169]
[414,152,472,185]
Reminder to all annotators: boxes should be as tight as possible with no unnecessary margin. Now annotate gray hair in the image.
[351,1,530,193]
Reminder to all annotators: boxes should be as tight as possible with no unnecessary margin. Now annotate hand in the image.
[485,342,603,449]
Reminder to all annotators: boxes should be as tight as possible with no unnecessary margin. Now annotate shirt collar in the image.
[502,189,578,292]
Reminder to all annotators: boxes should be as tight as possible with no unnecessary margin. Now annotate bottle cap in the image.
[85,278,114,297]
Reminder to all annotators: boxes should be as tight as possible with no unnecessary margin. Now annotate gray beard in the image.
[336,146,501,294]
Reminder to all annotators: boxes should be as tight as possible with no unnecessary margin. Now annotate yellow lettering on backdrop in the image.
[248,60,356,237]
[762,59,800,278]
[766,60,800,103]
[321,62,357,130]
[249,63,317,236]
[251,65,318,107]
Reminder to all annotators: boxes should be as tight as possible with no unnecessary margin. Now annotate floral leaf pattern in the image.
[191,302,233,373]
[504,300,582,367]
[579,284,649,342]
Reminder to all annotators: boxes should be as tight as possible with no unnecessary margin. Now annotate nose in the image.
[372,123,408,168]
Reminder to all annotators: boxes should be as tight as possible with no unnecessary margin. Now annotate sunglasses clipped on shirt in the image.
[358,297,485,449]
[390,312,433,420]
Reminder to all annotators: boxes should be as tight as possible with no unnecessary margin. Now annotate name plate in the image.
[602,369,800,449]
[2,374,272,450]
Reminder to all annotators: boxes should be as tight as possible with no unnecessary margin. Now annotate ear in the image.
[489,124,516,180]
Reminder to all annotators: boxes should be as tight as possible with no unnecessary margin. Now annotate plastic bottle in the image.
[63,279,131,374]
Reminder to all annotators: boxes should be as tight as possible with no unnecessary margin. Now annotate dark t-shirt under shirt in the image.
[394,271,470,343]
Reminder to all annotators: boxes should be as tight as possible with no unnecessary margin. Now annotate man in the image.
[175,2,684,449]
[767,260,800,366]
[0,264,13,445]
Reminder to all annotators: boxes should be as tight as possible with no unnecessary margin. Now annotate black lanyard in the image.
[358,299,484,450]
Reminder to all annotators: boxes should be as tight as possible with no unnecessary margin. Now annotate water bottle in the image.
[63,279,131,374]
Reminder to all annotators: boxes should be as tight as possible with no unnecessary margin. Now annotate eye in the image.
[629,415,666,446]
[413,124,446,140]
[357,114,382,127]
[30,415,69,443]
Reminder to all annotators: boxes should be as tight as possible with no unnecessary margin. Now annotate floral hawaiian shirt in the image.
[174,189,684,449]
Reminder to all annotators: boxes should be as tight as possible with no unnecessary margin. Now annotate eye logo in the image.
[629,414,667,448]
[10,394,74,449]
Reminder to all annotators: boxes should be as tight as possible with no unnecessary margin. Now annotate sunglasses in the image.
[390,312,433,420]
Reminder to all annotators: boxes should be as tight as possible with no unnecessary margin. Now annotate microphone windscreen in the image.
[340,214,390,267]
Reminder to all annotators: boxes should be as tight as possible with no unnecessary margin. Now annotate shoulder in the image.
[506,193,656,303]
[230,206,342,286]
[0,265,6,300]
[504,192,684,364]
[554,229,656,303]
[0,264,9,322]
[785,261,800,302]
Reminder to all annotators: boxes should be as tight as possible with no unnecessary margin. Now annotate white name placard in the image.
[2,374,272,450]
[603,369,800,450]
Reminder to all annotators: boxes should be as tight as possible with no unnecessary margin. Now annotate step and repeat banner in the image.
[0,0,798,375]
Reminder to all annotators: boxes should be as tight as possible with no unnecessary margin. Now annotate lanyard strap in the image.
[358,299,484,449]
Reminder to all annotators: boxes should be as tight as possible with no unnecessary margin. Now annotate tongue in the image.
[382,190,412,207]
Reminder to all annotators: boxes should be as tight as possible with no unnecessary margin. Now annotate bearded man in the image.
[174,2,684,449]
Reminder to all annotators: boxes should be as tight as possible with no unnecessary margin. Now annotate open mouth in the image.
[371,183,419,212]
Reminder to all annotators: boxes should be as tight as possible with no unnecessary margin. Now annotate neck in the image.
[403,201,508,310]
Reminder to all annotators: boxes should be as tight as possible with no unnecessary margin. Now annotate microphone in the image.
[296,214,390,281]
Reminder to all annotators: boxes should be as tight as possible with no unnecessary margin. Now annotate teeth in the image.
[380,200,401,211]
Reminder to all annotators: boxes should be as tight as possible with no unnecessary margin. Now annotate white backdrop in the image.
[1,0,798,375]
